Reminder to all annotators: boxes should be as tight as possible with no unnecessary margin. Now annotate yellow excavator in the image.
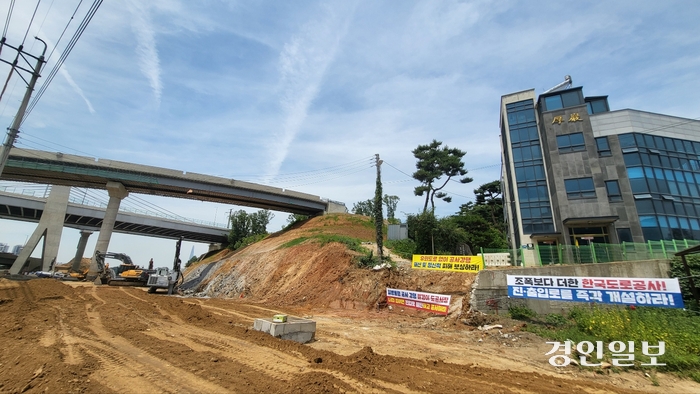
[94,251,153,286]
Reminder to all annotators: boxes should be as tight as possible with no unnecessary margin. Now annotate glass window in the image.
[639,216,658,227]
[627,167,644,179]
[544,95,563,111]
[557,133,586,153]
[564,177,596,199]
[590,99,608,114]
[624,153,641,166]
[605,180,622,202]
[617,228,633,243]
[595,137,612,157]
[561,91,582,107]
[618,134,636,148]
[635,199,654,214]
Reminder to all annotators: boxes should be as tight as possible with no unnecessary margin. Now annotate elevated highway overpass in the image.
[0,189,229,243]
[3,148,345,215]
[1,148,346,274]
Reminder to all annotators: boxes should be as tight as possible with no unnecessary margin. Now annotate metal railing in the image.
[0,183,228,228]
[479,239,700,267]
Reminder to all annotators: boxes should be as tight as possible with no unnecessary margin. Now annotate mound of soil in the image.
[182,214,475,317]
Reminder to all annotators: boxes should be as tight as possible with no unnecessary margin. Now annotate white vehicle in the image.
[147,237,183,295]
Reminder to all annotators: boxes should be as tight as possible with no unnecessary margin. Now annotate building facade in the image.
[500,84,700,264]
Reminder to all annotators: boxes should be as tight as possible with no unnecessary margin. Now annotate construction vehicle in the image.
[147,237,183,295]
[94,251,153,286]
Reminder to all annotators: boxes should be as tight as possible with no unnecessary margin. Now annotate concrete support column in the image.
[89,182,128,277]
[10,185,70,274]
[71,230,93,273]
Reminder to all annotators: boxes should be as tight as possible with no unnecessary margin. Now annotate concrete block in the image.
[253,316,316,344]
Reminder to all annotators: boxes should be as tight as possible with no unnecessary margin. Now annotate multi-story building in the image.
[11,245,22,255]
[500,80,700,265]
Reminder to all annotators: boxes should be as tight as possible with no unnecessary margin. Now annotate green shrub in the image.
[385,239,416,260]
[508,304,536,320]
[544,313,568,327]
[233,233,267,250]
[527,305,700,376]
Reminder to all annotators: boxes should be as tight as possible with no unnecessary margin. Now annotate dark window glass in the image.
[635,134,647,147]
[586,102,593,115]
[624,153,641,166]
[684,140,694,153]
[630,178,649,194]
[544,95,563,111]
[590,99,608,113]
[664,138,675,151]
[675,139,685,153]
[644,135,655,149]
[605,180,622,202]
[564,177,596,199]
[557,133,586,153]
[635,199,654,214]
[618,134,636,148]
[642,227,662,241]
[660,156,671,167]
[510,129,521,143]
[561,91,582,107]
[617,228,633,243]
[595,137,612,157]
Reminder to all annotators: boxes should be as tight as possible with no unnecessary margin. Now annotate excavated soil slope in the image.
[182,214,474,314]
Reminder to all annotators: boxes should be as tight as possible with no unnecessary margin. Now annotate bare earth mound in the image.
[1,214,698,393]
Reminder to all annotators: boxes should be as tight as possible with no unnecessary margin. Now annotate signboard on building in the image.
[411,254,483,273]
[506,275,684,308]
[386,288,451,315]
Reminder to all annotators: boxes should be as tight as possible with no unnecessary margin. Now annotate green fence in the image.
[535,239,700,265]
[481,239,700,267]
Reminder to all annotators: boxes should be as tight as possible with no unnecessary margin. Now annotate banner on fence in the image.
[506,275,684,309]
[386,288,451,315]
[411,254,483,273]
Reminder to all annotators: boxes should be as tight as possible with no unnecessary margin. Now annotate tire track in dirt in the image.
[116,289,422,393]
[83,288,231,393]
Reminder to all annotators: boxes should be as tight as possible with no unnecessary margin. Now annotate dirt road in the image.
[2,279,698,394]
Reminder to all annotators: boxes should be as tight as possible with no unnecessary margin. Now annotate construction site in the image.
[1,214,698,394]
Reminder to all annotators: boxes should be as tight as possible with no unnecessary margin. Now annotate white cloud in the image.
[126,0,163,104]
[266,2,358,182]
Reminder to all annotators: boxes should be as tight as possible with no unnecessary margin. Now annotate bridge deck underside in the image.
[0,201,227,244]
[3,154,328,216]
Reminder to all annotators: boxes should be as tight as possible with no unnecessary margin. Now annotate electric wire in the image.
[34,0,57,44]
[22,0,104,125]
[22,0,42,46]
[3,0,16,38]
[45,0,84,64]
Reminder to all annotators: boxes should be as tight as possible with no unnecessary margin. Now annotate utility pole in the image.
[374,154,384,262]
[0,37,47,177]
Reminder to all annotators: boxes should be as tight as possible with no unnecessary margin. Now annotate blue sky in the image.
[1,0,699,266]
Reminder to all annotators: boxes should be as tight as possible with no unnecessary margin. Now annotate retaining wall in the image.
[470,259,672,315]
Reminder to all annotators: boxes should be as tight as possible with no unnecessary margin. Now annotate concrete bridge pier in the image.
[71,230,93,272]
[9,185,71,274]
[88,182,128,278]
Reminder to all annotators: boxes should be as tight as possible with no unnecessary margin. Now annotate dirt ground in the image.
[1,214,699,393]
[1,279,700,394]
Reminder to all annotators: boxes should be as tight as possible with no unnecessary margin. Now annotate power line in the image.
[3,0,16,39]
[45,0,85,64]
[22,0,42,46]
[22,0,104,125]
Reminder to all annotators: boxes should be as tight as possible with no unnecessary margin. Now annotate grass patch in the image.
[520,305,700,376]
[281,234,364,253]
[385,239,416,260]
